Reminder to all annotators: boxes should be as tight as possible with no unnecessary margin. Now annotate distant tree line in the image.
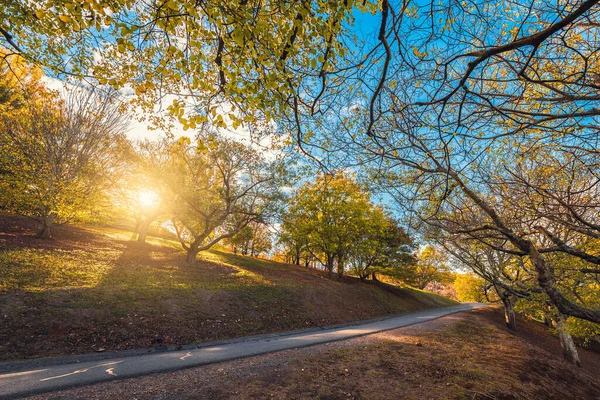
[276,173,451,288]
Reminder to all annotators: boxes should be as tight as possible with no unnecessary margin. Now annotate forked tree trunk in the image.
[501,294,518,331]
[554,311,581,367]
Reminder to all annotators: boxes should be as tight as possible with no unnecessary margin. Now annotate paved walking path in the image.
[0,303,486,399]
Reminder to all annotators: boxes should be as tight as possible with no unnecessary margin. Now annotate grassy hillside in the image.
[0,213,455,362]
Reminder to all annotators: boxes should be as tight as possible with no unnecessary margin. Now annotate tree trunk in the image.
[326,254,335,279]
[554,311,581,367]
[134,218,142,233]
[137,219,151,243]
[186,247,199,264]
[337,257,345,280]
[371,272,378,282]
[528,244,600,324]
[501,295,517,331]
[417,275,426,289]
[36,214,54,239]
[37,224,52,239]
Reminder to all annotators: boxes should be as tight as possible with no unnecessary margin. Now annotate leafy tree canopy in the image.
[1,0,378,132]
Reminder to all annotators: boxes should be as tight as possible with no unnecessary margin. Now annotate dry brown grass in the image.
[230,309,600,400]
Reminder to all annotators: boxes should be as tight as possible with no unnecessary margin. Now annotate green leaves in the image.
[281,172,411,279]
[1,0,370,135]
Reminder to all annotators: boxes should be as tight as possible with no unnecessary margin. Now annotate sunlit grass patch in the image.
[200,251,275,287]
[83,225,134,240]
[144,236,182,250]
[0,247,117,292]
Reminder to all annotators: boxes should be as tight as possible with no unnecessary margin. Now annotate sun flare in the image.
[137,190,159,208]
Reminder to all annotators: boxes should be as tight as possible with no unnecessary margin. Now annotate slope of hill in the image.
[0,213,455,362]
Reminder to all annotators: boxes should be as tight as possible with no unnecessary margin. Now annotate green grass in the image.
[0,247,119,291]
[0,217,457,361]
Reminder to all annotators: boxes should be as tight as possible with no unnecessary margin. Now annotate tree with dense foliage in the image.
[0,0,374,135]
[350,212,416,282]
[398,246,449,290]
[229,225,254,255]
[454,273,488,304]
[277,228,312,267]
[283,173,375,279]
[0,63,128,238]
